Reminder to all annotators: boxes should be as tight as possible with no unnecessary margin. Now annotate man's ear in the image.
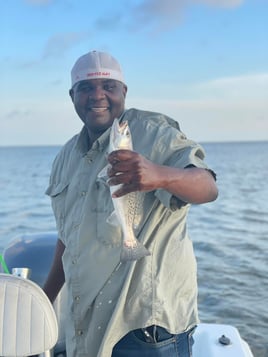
[123,85,128,98]
[69,88,74,102]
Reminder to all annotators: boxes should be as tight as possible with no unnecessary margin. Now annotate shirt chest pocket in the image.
[46,182,69,234]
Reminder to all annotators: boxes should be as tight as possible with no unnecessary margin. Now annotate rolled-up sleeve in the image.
[154,140,210,210]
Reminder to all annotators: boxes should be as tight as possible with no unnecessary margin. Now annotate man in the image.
[44,50,218,357]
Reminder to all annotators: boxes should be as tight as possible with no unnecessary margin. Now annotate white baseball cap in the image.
[71,50,125,88]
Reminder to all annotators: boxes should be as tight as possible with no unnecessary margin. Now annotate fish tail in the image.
[120,240,150,262]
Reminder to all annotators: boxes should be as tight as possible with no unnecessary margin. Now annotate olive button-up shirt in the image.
[46,108,211,357]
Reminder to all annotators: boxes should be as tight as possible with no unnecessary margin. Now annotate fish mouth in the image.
[90,107,109,113]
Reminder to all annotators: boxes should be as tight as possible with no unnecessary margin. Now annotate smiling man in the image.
[44,50,218,357]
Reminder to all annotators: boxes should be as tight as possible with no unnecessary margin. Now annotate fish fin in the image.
[120,240,151,262]
[106,211,120,227]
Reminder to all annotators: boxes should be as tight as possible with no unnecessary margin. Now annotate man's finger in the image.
[111,183,137,198]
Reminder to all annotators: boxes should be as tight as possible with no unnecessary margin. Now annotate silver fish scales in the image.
[107,118,150,262]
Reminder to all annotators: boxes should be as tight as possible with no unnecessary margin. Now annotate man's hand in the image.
[107,149,160,197]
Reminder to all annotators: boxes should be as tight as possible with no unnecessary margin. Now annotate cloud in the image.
[25,0,53,5]
[42,32,90,59]
[95,0,245,33]
[195,0,244,8]
[199,73,268,87]
[131,0,186,31]
[94,13,125,31]
[137,0,245,30]
[194,73,268,99]
[16,31,89,68]
[3,109,32,120]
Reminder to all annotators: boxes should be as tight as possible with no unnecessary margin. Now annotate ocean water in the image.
[0,142,267,356]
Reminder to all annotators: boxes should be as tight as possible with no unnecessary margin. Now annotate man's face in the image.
[70,78,127,140]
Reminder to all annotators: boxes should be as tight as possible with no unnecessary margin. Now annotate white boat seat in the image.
[0,273,58,356]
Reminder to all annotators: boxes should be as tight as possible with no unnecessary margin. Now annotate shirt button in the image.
[74,296,80,302]
[72,259,77,264]
[80,191,86,196]
[77,329,83,336]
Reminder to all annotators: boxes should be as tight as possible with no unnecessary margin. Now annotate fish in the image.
[105,118,151,262]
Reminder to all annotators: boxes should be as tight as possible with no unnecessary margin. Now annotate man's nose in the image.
[90,86,105,100]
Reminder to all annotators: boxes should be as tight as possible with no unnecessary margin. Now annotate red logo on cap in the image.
[87,72,111,77]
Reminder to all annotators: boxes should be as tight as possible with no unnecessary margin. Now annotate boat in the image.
[0,232,254,357]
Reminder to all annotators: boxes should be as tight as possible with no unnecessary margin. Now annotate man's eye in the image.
[78,85,92,92]
[104,84,116,91]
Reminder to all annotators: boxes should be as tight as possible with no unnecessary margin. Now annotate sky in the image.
[1,0,268,146]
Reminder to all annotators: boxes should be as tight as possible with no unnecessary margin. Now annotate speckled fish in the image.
[107,118,150,262]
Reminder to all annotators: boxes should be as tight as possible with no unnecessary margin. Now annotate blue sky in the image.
[1,0,268,145]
